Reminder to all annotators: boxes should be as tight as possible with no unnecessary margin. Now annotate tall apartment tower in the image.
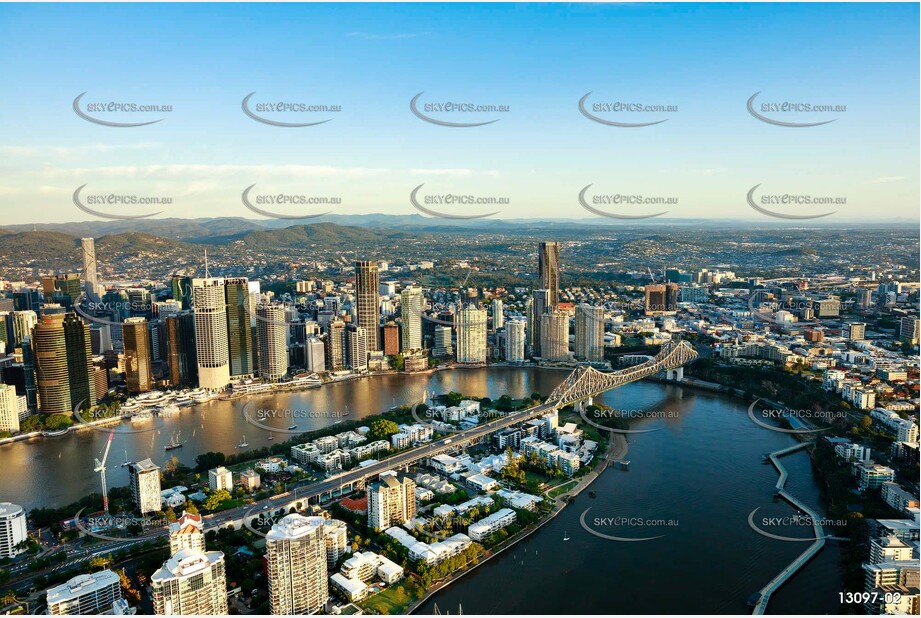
[123,317,152,394]
[492,298,504,333]
[129,458,162,515]
[151,549,228,615]
[575,304,605,362]
[347,324,368,371]
[325,320,347,372]
[257,303,288,381]
[400,286,423,353]
[33,312,95,413]
[192,278,230,390]
[224,278,254,377]
[504,319,526,362]
[367,471,417,531]
[354,261,381,352]
[80,237,99,302]
[455,305,488,365]
[265,515,328,615]
[531,289,551,358]
[305,337,326,372]
[169,512,205,554]
[166,312,197,386]
[0,502,27,558]
[540,310,570,362]
[538,241,560,309]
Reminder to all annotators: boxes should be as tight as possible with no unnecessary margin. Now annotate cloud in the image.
[873,176,905,184]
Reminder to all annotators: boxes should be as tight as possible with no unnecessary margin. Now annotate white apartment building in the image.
[0,384,25,433]
[151,549,228,615]
[168,512,205,555]
[129,458,162,515]
[265,515,328,615]
[881,482,920,514]
[46,570,125,615]
[324,519,349,569]
[208,466,233,492]
[0,502,27,558]
[368,471,416,531]
[504,319,526,362]
[854,461,896,491]
[455,306,487,364]
[468,508,517,541]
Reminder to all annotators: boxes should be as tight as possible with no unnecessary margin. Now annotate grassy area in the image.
[546,479,578,499]
[359,579,422,614]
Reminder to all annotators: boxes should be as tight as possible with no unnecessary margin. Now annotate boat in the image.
[158,404,180,417]
[287,425,298,431]
[563,531,570,541]
[236,435,249,449]
[120,450,131,467]
[589,490,597,499]
[165,431,183,451]
[267,434,274,441]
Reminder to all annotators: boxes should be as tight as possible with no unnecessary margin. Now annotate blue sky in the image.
[0,2,918,224]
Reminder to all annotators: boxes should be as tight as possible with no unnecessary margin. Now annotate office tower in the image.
[12,289,40,312]
[324,519,349,570]
[9,310,37,349]
[900,316,920,345]
[538,241,560,308]
[382,322,400,356]
[575,304,605,362]
[324,296,340,314]
[46,570,124,615]
[257,303,288,381]
[858,288,873,309]
[0,502,27,558]
[125,288,150,318]
[367,471,417,531]
[21,336,37,410]
[504,319,526,362]
[166,312,197,387]
[491,298,504,333]
[192,278,230,390]
[0,384,23,434]
[325,320,346,372]
[123,317,152,394]
[80,237,100,302]
[455,306,487,365]
[0,312,8,351]
[354,261,381,351]
[305,337,326,372]
[644,283,679,315]
[224,278,254,377]
[848,322,867,341]
[524,297,534,352]
[433,325,453,358]
[151,549,228,615]
[531,289,550,357]
[92,364,108,403]
[265,515,328,615]
[90,323,113,355]
[129,458,162,515]
[45,274,82,309]
[171,275,193,310]
[400,286,423,352]
[540,310,570,362]
[33,313,95,413]
[347,324,368,371]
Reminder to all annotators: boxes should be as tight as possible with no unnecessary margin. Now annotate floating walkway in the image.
[751,442,825,615]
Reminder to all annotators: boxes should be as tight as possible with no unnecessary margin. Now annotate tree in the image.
[368,419,399,441]
[204,490,232,511]
[195,452,226,472]
[444,392,464,407]
[860,415,872,430]
[20,415,44,432]
[44,414,73,430]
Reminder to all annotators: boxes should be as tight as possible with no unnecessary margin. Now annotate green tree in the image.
[204,490,232,511]
[195,452,226,472]
[20,415,44,432]
[368,419,400,441]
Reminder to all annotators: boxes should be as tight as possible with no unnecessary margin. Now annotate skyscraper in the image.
[80,237,99,302]
[347,324,368,371]
[257,303,288,381]
[171,275,193,311]
[325,320,346,372]
[575,304,605,362]
[492,298,504,333]
[224,278,254,377]
[531,289,550,358]
[400,286,423,353]
[169,512,205,555]
[33,313,95,413]
[504,319,526,362]
[644,283,679,315]
[538,242,560,308]
[192,278,230,390]
[382,322,400,356]
[265,515,328,615]
[166,312,197,387]
[367,471,416,531]
[354,261,381,353]
[540,310,570,362]
[9,310,37,348]
[129,458,162,515]
[123,317,152,394]
[151,549,228,615]
[455,306,488,365]
[305,337,326,373]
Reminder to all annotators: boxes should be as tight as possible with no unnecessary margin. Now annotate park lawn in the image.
[359,580,421,614]
[546,479,578,499]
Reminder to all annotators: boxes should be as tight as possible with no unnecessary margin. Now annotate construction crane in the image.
[94,430,115,514]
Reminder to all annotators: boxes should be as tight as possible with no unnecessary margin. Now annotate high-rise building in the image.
[858,288,873,309]
[123,317,152,394]
[347,324,368,371]
[129,458,162,515]
[575,304,604,362]
[399,286,423,353]
[847,322,867,341]
[367,471,416,531]
[224,278,254,377]
[355,261,381,352]
[0,502,27,558]
[166,312,197,387]
[504,319,526,362]
[325,320,347,372]
[0,385,24,434]
[45,274,82,309]
[63,313,95,409]
[192,278,230,390]
[455,306,487,365]
[151,549,228,615]
[47,570,124,615]
[538,242,560,308]
[171,275,193,311]
[900,316,920,345]
[257,303,288,381]
[531,289,550,357]
[33,312,95,413]
[169,511,205,555]
[540,310,570,362]
[21,336,37,410]
[80,238,100,302]
[305,336,326,372]
[491,298,504,333]
[9,310,37,349]
[265,515,328,615]
[644,283,679,315]
[432,325,453,358]
[382,322,400,356]
[323,519,349,570]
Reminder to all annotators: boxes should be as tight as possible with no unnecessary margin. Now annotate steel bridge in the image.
[545,340,699,409]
